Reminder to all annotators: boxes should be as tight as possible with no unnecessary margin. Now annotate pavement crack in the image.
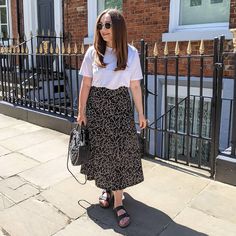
[1,228,11,236]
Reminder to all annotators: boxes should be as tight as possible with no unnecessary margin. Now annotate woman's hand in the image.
[139,113,147,129]
[77,113,87,126]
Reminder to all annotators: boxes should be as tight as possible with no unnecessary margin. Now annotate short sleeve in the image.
[79,46,94,78]
[130,49,143,81]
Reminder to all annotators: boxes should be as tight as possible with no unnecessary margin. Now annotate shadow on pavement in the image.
[78,193,207,236]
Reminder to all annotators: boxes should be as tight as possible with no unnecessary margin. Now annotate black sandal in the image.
[99,190,113,208]
[113,205,130,228]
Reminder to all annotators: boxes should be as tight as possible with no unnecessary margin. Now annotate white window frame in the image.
[162,0,233,42]
[0,0,12,39]
[84,0,99,45]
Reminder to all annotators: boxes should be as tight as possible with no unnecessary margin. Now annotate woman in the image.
[77,8,146,228]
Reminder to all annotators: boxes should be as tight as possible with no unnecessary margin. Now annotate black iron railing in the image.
[139,36,236,175]
[0,36,236,175]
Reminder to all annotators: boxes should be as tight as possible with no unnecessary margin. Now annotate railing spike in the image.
[56,44,59,54]
[74,43,78,54]
[50,43,54,54]
[62,42,65,54]
[42,29,45,36]
[25,46,29,54]
[54,31,57,37]
[13,46,16,54]
[81,43,84,54]
[153,42,158,56]
[35,46,38,54]
[36,29,39,36]
[230,28,236,53]
[48,29,50,37]
[175,41,180,56]
[21,45,25,54]
[199,40,205,55]
[1,47,4,54]
[60,31,63,37]
[131,40,134,46]
[164,42,168,56]
[187,41,192,55]
[67,43,71,54]
[17,46,20,54]
[39,44,43,54]
[30,31,33,37]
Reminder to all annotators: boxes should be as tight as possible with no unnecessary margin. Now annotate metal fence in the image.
[0,34,236,176]
[139,36,236,176]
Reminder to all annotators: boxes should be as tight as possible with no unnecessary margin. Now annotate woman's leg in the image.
[113,190,130,227]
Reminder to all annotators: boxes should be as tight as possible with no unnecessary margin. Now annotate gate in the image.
[140,35,236,176]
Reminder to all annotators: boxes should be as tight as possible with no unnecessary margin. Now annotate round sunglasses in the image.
[97,22,112,30]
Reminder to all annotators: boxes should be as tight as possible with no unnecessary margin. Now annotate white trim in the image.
[162,28,233,42]
[164,0,232,42]
[23,0,38,40]
[85,0,98,45]
[54,0,63,36]
[7,0,12,38]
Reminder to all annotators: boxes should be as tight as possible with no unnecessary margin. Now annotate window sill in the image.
[162,28,233,42]
[84,37,93,45]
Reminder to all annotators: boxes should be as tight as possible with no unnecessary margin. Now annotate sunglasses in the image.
[97,22,112,30]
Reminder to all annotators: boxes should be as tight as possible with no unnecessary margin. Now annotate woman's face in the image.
[98,13,113,47]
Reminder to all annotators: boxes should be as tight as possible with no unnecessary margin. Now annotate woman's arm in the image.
[77,76,92,125]
[130,80,147,129]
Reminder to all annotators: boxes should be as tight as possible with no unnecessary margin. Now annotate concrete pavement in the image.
[0,113,236,236]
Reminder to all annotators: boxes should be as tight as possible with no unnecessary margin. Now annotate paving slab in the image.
[0,176,25,190]
[126,162,210,218]
[0,182,39,203]
[0,197,69,236]
[0,153,39,178]
[190,181,236,224]
[19,156,72,189]
[19,136,69,163]
[0,145,11,156]
[0,114,25,128]
[0,123,43,141]
[160,207,236,236]
[54,214,121,236]
[0,128,63,151]
[0,194,14,211]
[40,176,100,219]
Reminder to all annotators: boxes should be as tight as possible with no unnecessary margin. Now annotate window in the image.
[85,0,122,45]
[180,0,230,25]
[98,0,122,14]
[162,0,232,42]
[0,0,8,38]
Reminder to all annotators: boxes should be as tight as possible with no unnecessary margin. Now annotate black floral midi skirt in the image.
[80,86,144,191]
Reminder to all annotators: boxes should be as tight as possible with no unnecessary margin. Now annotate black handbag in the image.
[67,123,91,184]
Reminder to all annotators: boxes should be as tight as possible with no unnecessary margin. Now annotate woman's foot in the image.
[113,205,130,228]
[99,190,113,208]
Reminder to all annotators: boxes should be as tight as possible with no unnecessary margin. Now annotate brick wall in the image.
[10,0,24,41]
[63,0,87,48]
[63,0,235,78]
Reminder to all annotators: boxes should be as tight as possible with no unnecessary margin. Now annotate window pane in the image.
[211,0,223,3]
[97,0,104,15]
[1,25,8,37]
[105,0,122,11]
[0,0,6,6]
[0,8,7,24]
[179,0,230,25]
[190,0,201,6]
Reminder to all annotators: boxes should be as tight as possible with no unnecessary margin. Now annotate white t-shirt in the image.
[79,45,143,90]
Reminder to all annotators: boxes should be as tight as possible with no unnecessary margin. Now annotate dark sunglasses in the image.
[97,22,112,30]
